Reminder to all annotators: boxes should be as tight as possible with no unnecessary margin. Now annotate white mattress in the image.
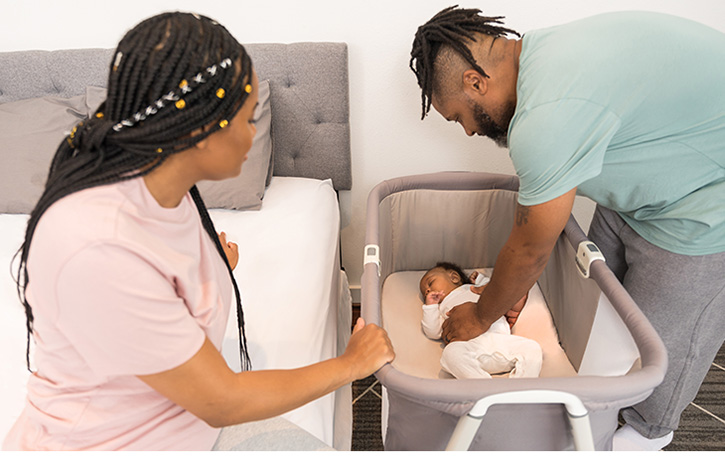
[381,269,577,380]
[0,176,348,449]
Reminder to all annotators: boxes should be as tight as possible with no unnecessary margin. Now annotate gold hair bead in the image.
[216,88,226,99]
[245,84,252,94]
[179,79,188,89]
[219,119,229,128]
[67,123,81,149]
[156,148,163,153]
[175,99,186,110]
[95,112,104,119]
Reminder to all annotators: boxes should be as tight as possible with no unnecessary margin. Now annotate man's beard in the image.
[472,102,511,148]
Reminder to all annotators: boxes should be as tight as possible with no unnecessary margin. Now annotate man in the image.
[410,6,725,451]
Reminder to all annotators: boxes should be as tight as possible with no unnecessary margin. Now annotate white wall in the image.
[2,1,723,301]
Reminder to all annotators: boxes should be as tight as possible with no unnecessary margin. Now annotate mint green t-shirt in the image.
[509,11,725,255]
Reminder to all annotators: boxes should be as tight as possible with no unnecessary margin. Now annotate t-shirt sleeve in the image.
[509,99,621,206]
[54,243,206,377]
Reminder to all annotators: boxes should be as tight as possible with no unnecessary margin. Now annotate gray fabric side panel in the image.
[384,388,619,451]
[538,233,601,371]
[382,189,516,273]
[564,213,669,381]
[364,171,520,279]
[0,44,352,190]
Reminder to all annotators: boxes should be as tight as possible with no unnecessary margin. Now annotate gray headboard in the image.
[0,43,352,190]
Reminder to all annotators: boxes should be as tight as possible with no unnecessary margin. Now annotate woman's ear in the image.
[189,127,209,150]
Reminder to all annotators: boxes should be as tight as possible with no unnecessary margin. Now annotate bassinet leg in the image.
[445,390,595,451]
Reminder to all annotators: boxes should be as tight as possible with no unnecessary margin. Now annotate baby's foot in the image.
[511,293,528,312]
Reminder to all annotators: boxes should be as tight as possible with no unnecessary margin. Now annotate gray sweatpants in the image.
[588,205,725,439]
[212,417,333,451]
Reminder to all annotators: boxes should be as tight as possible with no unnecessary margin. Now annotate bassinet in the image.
[361,172,668,451]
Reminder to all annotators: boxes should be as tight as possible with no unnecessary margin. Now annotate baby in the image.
[420,262,542,379]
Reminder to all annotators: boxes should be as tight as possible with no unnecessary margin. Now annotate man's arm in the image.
[441,188,577,343]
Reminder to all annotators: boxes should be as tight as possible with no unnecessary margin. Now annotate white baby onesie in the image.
[421,275,542,379]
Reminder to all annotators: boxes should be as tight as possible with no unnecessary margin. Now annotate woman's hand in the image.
[218,232,239,270]
[341,318,395,381]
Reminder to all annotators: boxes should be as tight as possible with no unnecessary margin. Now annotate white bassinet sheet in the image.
[381,269,577,380]
[0,176,348,449]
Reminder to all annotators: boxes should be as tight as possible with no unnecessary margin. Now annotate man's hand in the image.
[441,301,490,343]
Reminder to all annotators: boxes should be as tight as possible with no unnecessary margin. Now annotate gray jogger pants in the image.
[588,205,725,439]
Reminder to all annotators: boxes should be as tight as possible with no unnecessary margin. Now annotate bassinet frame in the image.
[361,171,667,451]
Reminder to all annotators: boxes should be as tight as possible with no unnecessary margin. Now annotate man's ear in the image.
[462,69,488,96]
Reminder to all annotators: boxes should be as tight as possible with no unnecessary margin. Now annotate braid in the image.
[410,5,520,119]
[17,12,254,371]
[190,186,251,371]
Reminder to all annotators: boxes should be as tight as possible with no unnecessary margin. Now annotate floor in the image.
[350,305,725,451]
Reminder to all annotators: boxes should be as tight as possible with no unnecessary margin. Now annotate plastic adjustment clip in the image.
[363,244,381,277]
[575,241,606,279]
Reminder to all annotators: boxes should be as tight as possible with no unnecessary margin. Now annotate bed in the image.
[0,43,353,450]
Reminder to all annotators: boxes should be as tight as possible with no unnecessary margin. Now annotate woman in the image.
[4,12,393,450]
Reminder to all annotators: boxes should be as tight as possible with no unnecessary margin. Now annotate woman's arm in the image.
[137,318,394,428]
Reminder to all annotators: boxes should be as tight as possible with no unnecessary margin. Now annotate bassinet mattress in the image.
[0,176,345,448]
[381,269,577,380]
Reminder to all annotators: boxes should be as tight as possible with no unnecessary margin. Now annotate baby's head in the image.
[419,262,470,305]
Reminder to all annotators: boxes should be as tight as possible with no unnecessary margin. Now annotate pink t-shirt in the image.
[3,178,232,450]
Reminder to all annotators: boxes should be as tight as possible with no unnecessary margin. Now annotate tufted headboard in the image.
[0,43,352,190]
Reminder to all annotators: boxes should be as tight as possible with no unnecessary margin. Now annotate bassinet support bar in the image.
[446,390,594,451]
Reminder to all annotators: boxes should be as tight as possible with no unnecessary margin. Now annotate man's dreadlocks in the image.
[410,5,520,119]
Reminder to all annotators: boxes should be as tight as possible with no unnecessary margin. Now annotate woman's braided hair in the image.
[410,5,520,119]
[16,12,252,371]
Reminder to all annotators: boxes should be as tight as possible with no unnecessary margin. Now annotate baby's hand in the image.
[425,291,444,305]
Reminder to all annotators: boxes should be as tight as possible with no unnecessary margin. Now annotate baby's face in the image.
[420,268,460,305]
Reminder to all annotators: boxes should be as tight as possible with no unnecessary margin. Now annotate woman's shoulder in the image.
[40,183,130,239]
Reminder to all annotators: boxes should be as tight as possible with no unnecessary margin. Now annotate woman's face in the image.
[196,68,259,181]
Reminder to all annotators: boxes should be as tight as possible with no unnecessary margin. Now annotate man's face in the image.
[470,100,509,148]
[432,88,513,148]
